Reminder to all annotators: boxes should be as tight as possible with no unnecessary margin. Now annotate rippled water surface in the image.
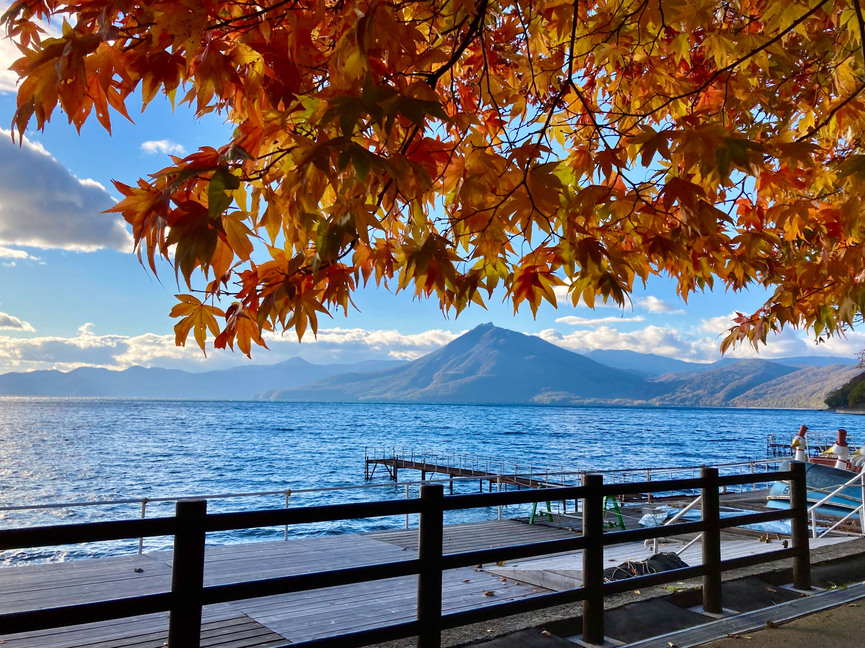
[1,398,861,563]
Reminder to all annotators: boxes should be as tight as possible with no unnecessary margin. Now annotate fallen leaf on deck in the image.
[462,579,471,583]
[483,590,495,596]
[541,629,551,637]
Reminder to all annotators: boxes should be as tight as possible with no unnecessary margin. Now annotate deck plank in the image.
[0,519,855,647]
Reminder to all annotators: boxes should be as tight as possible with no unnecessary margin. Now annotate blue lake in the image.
[1,398,861,563]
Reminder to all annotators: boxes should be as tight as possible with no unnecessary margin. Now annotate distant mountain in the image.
[649,359,800,406]
[0,358,402,399]
[1,324,856,407]
[263,324,662,404]
[649,360,859,409]
[588,350,856,379]
[770,355,857,368]
[264,326,856,408]
[742,365,863,410]
[584,349,709,377]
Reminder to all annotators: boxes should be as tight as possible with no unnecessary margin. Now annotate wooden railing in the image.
[0,464,810,648]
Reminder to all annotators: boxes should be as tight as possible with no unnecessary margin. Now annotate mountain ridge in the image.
[0,324,855,408]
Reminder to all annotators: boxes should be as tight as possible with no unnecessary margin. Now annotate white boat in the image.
[767,427,864,518]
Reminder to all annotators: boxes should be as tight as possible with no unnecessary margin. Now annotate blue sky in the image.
[0,13,861,374]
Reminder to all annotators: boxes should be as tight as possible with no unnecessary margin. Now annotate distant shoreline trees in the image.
[825,372,865,410]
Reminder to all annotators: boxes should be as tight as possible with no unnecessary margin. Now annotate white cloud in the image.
[552,285,626,308]
[637,296,684,314]
[0,245,39,261]
[0,3,59,93]
[0,131,133,251]
[555,315,645,327]
[0,34,21,93]
[0,317,857,376]
[141,139,186,156]
[267,327,461,361]
[539,325,709,360]
[0,311,34,332]
[0,325,462,374]
[699,312,738,335]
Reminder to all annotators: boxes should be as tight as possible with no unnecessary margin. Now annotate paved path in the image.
[699,600,864,648]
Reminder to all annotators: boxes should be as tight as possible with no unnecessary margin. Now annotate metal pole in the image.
[167,499,207,648]
[860,472,865,536]
[497,476,502,520]
[138,499,147,554]
[581,474,604,645]
[789,462,811,590]
[284,491,291,541]
[646,470,652,504]
[406,483,411,529]
[701,467,722,615]
[417,484,444,648]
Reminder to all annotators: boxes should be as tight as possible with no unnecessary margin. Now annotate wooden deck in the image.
[1,518,856,647]
[0,520,574,647]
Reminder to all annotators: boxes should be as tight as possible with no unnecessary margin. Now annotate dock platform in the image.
[364,449,573,490]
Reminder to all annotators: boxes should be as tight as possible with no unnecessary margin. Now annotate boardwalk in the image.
[0,518,855,647]
[0,520,574,647]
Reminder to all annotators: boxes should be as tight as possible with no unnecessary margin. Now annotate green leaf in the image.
[208,167,240,219]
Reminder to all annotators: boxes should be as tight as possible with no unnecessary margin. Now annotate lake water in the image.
[1,398,861,564]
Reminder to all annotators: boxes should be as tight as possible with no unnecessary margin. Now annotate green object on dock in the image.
[602,496,625,530]
[529,486,554,524]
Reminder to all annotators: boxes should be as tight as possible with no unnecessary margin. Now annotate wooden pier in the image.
[364,449,572,491]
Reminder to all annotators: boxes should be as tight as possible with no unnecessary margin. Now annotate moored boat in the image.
[767,427,865,519]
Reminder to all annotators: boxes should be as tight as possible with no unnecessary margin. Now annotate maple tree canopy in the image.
[3,0,864,356]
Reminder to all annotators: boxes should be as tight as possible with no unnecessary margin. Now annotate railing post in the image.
[789,461,811,590]
[138,498,148,554]
[417,484,444,648]
[582,473,605,645]
[284,490,291,541]
[168,499,207,648]
[701,467,722,615]
[406,483,411,530]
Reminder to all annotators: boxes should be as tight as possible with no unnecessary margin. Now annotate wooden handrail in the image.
[0,464,810,648]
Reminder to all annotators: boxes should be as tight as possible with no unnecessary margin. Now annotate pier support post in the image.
[701,467,722,615]
[417,484,444,648]
[581,473,605,645]
[168,499,207,648]
[789,461,811,590]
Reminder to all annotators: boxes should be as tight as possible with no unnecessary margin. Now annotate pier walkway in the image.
[364,449,567,490]
[0,519,854,648]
